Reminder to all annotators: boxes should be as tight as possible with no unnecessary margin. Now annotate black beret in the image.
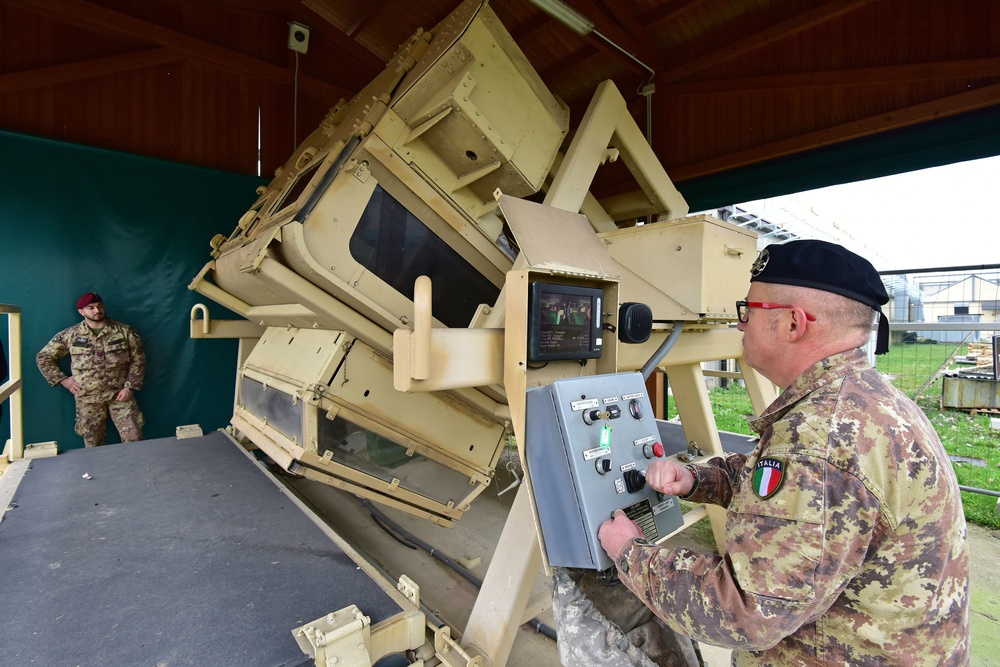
[749,240,890,354]
[76,292,102,309]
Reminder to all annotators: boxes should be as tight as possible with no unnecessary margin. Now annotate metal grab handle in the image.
[190,303,210,335]
[413,276,432,380]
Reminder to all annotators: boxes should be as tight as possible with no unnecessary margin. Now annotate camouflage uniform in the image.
[36,319,145,447]
[614,348,970,666]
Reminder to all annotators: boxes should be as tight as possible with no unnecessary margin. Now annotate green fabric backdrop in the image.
[0,130,265,450]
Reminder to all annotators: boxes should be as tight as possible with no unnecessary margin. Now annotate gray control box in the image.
[526,372,684,570]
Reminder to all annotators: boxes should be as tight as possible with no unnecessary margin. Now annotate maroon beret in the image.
[76,292,102,309]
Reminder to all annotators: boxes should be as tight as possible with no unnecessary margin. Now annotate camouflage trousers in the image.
[75,392,144,447]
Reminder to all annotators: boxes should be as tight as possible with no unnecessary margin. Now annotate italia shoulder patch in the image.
[752,457,786,499]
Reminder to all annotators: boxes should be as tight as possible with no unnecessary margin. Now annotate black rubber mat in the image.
[0,431,402,667]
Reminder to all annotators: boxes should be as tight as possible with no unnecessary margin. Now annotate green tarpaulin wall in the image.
[0,130,265,451]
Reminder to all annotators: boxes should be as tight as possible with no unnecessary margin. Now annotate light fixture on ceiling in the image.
[531,0,656,151]
[530,0,594,36]
[529,0,654,76]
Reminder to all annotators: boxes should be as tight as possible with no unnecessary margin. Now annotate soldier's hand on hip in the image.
[60,377,81,395]
[116,387,133,402]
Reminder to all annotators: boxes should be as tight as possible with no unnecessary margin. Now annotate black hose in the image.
[359,499,558,641]
[641,321,685,381]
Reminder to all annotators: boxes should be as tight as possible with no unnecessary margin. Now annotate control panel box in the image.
[526,373,683,570]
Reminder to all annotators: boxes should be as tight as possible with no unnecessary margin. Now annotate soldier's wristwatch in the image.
[124,381,132,388]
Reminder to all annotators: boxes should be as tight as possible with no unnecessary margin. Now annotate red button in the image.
[652,442,664,458]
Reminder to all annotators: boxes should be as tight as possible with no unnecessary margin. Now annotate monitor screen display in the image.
[528,282,604,361]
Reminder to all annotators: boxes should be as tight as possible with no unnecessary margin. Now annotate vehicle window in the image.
[350,185,500,328]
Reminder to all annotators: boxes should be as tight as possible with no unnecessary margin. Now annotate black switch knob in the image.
[628,399,643,420]
[583,408,602,425]
[596,458,613,475]
[624,469,646,493]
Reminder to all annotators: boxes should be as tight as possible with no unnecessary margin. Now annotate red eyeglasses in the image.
[736,300,817,323]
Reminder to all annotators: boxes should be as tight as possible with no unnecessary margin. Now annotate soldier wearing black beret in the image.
[601,240,969,665]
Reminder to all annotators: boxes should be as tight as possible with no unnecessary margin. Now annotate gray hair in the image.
[768,284,877,347]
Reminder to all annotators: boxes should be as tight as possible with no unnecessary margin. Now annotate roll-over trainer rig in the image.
[189,1,777,664]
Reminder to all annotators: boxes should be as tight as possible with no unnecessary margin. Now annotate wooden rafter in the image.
[5,0,351,100]
[669,81,1000,182]
[642,0,703,30]
[300,0,386,69]
[0,48,184,95]
[664,58,1000,95]
[656,0,877,83]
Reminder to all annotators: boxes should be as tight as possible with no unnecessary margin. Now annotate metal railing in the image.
[1,304,24,461]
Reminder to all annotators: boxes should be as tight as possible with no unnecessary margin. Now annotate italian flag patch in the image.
[752,457,786,499]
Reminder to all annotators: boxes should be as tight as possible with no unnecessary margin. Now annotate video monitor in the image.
[528,282,604,362]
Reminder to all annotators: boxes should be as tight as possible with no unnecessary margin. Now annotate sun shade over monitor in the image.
[528,282,604,362]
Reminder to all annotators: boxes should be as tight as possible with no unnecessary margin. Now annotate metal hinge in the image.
[292,605,371,667]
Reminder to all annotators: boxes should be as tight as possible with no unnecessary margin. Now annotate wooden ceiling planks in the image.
[0,0,997,198]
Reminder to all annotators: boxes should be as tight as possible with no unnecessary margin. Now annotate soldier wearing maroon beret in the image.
[36,292,145,447]
[600,240,969,665]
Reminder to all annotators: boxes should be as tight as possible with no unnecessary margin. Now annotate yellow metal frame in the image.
[1,304,24,462]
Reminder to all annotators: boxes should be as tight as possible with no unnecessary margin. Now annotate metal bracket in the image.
[292,605,372,667]
[396,574,420,608]
[433,624,483,667]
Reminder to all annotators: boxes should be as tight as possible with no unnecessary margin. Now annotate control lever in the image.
[623,469,646,493]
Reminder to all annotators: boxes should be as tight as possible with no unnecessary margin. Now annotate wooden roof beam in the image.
[6,0,351,100]
[641,0,703,30]
[300,0,387,69]
[665,58,1000,95]
[0,48,184,95]
[657,0,877,83]
[669,81,1000,182]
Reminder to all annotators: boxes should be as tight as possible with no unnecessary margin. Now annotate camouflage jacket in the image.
[615,348,970,666]
[36,319,145,396]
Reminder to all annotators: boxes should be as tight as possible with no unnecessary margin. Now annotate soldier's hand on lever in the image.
[644,459,695,497]
[60,376,81,396]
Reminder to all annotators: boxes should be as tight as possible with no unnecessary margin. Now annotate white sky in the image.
[732,154,1000,272]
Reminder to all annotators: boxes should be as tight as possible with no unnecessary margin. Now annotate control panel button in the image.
[642,441,665,459]
[596,458,613,475]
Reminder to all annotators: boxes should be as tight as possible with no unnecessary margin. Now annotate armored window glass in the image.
[271,158,324,215]
[349,185,500,328]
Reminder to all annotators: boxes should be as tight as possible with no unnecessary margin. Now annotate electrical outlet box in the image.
[288,22,310,54]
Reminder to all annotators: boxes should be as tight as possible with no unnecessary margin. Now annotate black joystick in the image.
[624,469,646,493]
